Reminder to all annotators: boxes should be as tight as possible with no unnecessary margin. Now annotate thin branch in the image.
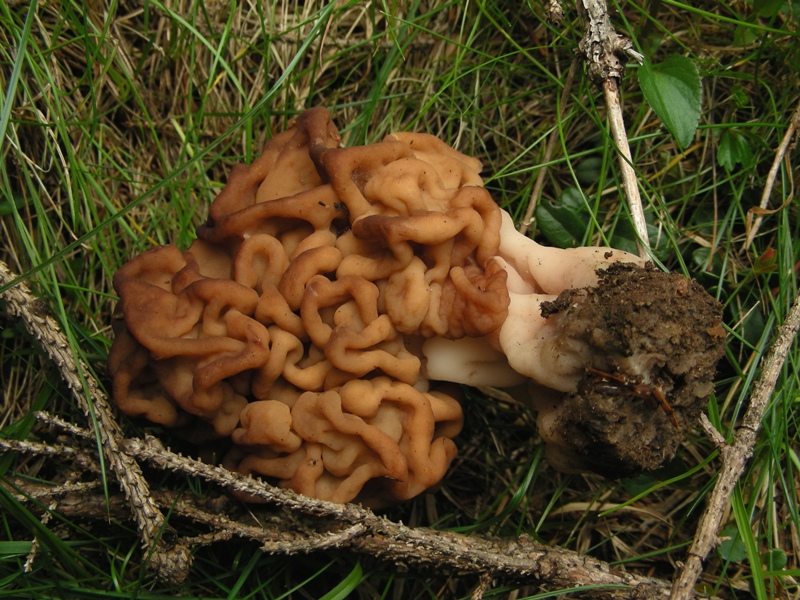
[0,260,192,584]
[0,437,94,469]
[671,286,800,598]
[742,99,800,251]
[602,78,649,257]
[577,0,648,258]
[34,410,95,439]
[5,439,684,600]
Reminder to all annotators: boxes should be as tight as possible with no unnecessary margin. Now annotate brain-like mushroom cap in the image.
[109,107,507,505]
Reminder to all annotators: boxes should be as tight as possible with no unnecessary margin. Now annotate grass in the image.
[1,0,799,597]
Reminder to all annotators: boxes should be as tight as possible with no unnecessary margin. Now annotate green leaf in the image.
[692,247,711,269]
[0,193,26,216]
[753,0,783,17]
[718,129,753,170]
[718,525,747,563]
[575,157,604,185]
[622,473,658,496]
[0,540,33,555]
[734,23,758,45]
[741,306,767,347]
[535,188,590,248]
[610,219,670,262]
[730,85,751,109]
[639,55,702,149]
[761,548,788,571]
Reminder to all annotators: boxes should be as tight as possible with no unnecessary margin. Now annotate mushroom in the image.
[109,107,725,505]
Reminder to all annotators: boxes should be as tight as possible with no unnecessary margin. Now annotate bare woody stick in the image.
[741,99,800,252]
[0,260,193,584]
[577,0,649,258]
[158,436,700,599]
[3,420,697,598]
[670,286,800,598]
[6,463,683,599]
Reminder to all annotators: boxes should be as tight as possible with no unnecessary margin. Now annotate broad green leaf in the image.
[741,306,767,347]
[718,129,753,170]
[692,247,711,269]
[730,85,751,108]
[610,219,670,262]
[754,0,783,17]
[761,548,788,571]
[735,23,758,45]
[535,187,590,248]
[622,473,658,496]
[639,55,702,149]
[718,525,747,563]
[0,193,26,216]
[575,156,604,185]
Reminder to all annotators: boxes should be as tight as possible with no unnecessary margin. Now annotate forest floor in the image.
[1,1,799,598]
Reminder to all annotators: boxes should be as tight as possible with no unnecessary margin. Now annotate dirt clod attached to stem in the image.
[540,263,726,476]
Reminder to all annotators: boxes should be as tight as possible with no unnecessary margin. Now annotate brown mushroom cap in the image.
[109,107,506,505]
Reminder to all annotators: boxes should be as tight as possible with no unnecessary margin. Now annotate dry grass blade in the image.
[518,58,580,237]
[742,99,800,252]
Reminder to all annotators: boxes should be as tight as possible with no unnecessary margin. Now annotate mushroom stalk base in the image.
[533,263,726,475]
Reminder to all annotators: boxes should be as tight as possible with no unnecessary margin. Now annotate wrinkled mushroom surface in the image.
[109,107,725,505]
[109,107,505,505]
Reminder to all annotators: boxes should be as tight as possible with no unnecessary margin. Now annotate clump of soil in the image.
[539,263,726,477]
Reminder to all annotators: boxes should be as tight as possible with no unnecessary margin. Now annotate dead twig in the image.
[577,0,648,258]
[4,436,683,599]
[0,260,193,584]
[0,437,93,468]
[671,286,800,598]
[125,436,694,598]
[741,99,800,252]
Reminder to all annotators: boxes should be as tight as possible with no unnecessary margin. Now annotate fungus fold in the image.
[110,107,725,505]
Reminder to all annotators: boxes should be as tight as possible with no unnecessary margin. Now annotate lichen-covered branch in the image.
[0,260,192,584]
[577,0,641,83]
[671,286,800,598]
[4,442,682,600]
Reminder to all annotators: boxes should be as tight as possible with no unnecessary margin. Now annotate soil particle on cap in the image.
[539,263,726,477]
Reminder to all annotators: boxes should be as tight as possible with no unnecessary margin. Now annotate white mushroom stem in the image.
[423,336,526,388]
[423,209,643,393]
